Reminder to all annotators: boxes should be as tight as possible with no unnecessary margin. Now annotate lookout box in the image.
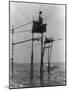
[32,11,47,33]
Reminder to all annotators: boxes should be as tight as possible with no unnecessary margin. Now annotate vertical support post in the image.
[30,32,34,81]
[49,42,53,64]
[48,42,53,83]
[48,43,50,82]
[42,44,46,62]
[12,25,14,76]
[40,32,43,85]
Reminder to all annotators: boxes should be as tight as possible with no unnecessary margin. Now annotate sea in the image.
[9,62,66,88]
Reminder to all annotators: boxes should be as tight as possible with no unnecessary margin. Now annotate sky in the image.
[10,2,65,63]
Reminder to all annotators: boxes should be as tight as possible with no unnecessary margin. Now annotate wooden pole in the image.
[30,32,34,81]
[48,42,53,84]
[40,32,43,85]
[48,43,50,82]
[49,42,53,62]
[12,26,14,76]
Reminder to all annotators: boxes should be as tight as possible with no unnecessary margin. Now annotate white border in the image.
[0,0,68,90]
